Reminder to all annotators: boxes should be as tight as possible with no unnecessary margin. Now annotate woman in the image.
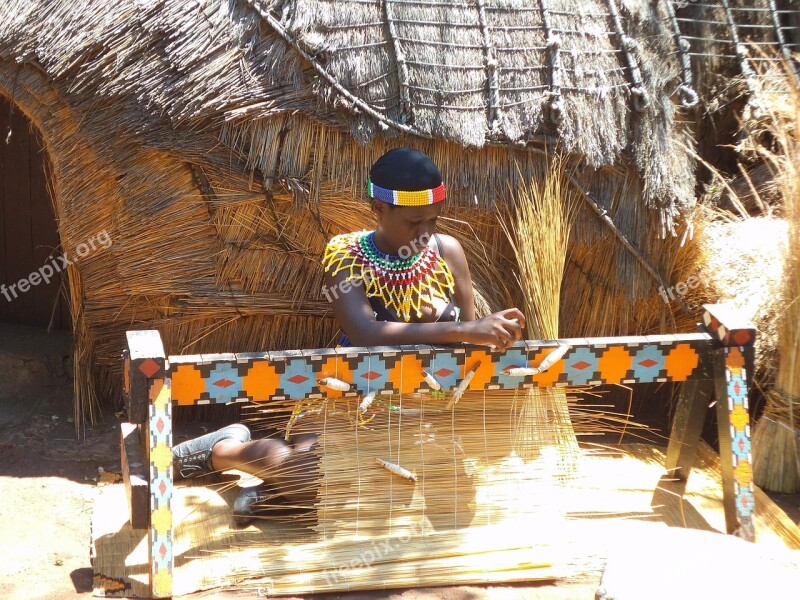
[172,148,525,525]
[322,147,524,348]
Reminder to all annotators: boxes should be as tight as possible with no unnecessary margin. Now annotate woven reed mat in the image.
[90,442,800,598]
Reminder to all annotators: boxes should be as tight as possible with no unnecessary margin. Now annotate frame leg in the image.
[712,346,755,541]
[664,360,714,486]
[147,377,174,597]
[654,359,713,518]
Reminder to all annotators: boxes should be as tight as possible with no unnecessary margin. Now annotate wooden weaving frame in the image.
[107,303,756,598]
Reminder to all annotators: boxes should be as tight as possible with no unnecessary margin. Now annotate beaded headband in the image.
[368,179,446,207]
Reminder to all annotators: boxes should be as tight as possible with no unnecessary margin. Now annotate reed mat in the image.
[91,442,800,597]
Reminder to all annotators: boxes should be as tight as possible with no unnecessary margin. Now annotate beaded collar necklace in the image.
[322,231,455,321]
[360,231,426,270]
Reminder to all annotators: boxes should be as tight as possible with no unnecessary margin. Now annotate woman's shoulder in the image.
[434,233,462,247]
[433,234,471,284]
[434,234,467,260]
[322,230,370,273]
[326,230,367,247]
[324,230,370,255]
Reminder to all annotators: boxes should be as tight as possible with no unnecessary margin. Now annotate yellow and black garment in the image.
[322,231,457,327]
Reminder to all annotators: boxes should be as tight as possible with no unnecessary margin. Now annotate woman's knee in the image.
[249,439,292,470]
[290,433,319,451]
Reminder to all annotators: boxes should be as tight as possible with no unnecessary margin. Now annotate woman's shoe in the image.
[172,423,251,479]
[233,484,273,528]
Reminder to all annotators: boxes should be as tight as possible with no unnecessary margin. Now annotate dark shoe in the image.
[233,484,273,528]
[172,424,250,479]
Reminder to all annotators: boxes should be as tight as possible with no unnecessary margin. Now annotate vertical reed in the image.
[501,155,581,477]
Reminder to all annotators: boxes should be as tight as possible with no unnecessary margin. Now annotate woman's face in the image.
[373,201,444,255]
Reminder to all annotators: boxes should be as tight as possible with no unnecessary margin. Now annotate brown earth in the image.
[1,322,798,600]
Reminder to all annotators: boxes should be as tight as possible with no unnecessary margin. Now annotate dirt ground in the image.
[1,322,798,600]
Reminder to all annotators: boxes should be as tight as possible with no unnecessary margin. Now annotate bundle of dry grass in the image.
[684,206,787,383]
[500,155,580,475]
[743,58,800,493]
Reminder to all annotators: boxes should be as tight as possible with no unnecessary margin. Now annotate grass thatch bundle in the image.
[740,57,800,493]
[500,155,580,475]
[684,208,787,384]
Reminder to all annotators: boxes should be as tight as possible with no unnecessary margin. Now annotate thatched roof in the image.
[1,1,793,214]
[1,0,702,223]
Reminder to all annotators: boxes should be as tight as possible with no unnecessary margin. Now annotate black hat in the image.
[368,148,445,205]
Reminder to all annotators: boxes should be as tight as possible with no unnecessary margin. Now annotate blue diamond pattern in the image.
[630,346,666,382]
[280,358,317,399]
[427,351,461,390]
[352,355,389,394]
[564,347,599,385]
[207,362,243,404]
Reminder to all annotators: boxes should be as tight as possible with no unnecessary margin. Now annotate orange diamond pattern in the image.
[664,344,699,380]
[598,346,632,385]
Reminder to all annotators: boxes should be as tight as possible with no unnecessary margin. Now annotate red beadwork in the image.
[348,240,438,284]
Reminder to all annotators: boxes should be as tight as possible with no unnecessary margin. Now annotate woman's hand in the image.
[461,308,526,350]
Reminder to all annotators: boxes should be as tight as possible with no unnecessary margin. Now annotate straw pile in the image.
[742,57,800,493]
[685,208,787,384]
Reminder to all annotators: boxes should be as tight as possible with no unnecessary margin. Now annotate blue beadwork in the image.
[366,231,404,262]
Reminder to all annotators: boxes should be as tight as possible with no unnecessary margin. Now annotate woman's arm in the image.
[436,233,476,321]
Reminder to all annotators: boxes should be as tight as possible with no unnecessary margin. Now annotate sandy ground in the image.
[1,322,798,600]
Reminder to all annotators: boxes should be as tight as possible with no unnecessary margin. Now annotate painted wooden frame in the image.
[108,304,756,597]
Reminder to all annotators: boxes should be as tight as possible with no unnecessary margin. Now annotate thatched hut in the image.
[0,0,795,424]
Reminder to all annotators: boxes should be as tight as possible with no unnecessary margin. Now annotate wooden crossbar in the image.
[110,304,757,598]
[163,333,711,407]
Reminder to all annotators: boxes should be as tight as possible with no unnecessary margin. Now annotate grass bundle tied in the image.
[500,155,581,479]
[748,58,800,493]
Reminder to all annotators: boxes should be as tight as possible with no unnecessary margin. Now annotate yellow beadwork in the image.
[391,189,434,206]
[322,231,456,321]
